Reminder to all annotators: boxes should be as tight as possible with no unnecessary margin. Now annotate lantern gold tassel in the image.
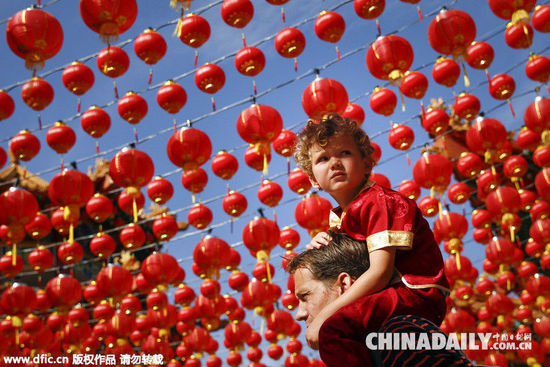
[173,9,185,37]
[12,243,16,266]
[266,261,272,284]
[461,61,470,87]
[455,251,461,271]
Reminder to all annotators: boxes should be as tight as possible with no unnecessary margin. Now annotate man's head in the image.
[294,114,375,182]
[287,233,370,327]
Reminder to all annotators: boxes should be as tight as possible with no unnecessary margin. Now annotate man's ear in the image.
[336,272,354,296]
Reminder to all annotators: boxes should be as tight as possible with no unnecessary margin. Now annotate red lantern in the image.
[156,80,187,114]
[399,71,428,99]
[258,180,283,207]
[273,130,297,157]
[178,14,211,48]
[301,77,348,120]
[516,127,541,151]
[147,176,174,204]
[25,212,51,240]
[398,180,420,200]
[454,93,481,121]
[0,90,15,121]
[141,252,180,286]
[234,47,265,77]
[221,0,254,28]
[242,217,280,259]
[119,223,146,249]
[21,77,54,111]
[0,147,5,169]
[80,0,138,42]
[193,236,231,278]
[187,203,213,229]
[279,226,300,250]
[195,63,225,94]
[341,103,366,125]
[237,104,283,147]
[354,0,385,19]
[486,186,521,222]
[534,146,550,167]
[274,28,306,58]
[535,168,550,201]
[366,35,413,82]
[96,265,133,300]
[369,87,397,116]
[117,92,148,124]
[525,54,550,83]
[489,73,515,100]
[505,21,533,49]
[244,144,271,171]
[432,57,460,87]
[27,246,53,272]
[90,232,116,259]
[288,168,312,195]
[447,182,471,205]
[488,0,536,20]
[6,8,63,70]
[223,191,248,217]
[57,241,84,265]
[477,170,501,198]
[412,153,453,193]
[110,148,155,189]
[181,168,208,194]
[370,172,391,189]
[167,127,212,172]
[10,130,41,161]
[62,62,95,96]
[532,5,550,33]
[45,274,82,309]
[46,122,76,154]
[152,214,179,241]
[466,41,495,70]
[1,284,36,316]
[51,207,75,236]
[314,11,345,43]
[503,155,528,180]
[294,193,331,237]
[86,194,113,223]
[388,124,414,151]
[524,97,550,134]
[97,46,130,78]
[466,117,508,160]
[422,108,449,136]
[457,152,484,178]
[81,105,111,138]
[49,169,95,217]
[134,28,167,65]
[211,151,238,180]
[427,9,476,57]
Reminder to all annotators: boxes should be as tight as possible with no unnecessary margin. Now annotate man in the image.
[287,232,473,367]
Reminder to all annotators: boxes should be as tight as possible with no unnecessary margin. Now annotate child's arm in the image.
[306,231,332,249]
[305,246,396,349]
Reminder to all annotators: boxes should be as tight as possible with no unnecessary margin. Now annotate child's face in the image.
[308,134,370,198]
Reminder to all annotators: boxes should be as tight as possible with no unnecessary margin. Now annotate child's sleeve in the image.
[358,191,417,253]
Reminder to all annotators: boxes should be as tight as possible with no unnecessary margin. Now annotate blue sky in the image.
[1,0,549,364]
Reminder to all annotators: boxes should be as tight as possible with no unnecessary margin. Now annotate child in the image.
[294,114,449,351]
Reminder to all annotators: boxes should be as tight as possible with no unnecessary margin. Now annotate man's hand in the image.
[306,231,332,250]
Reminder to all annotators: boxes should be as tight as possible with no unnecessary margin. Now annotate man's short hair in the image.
[287,232,370,284]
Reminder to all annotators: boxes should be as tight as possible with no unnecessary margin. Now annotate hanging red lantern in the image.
[193,236,231,278]
[90,232,116,259]
[237,104,283,147]
[488,0,536,20]
[399,71,428,99]
[181,168,208,194]
[397,180,420,201]
[57,241,84,265]
[141,252,180,286]
[21,77,54,111]
[195,63,226,94]
[110,148,155,189]
[524,97,550,134]
[516,127,541,151]
[412,153,453,193]
[488,73,516,101]
[45,274,82,309]
[486,185,521,221]
[117,92,148,124]
[274,28,306,59]
[353,0,385,19]
[0,90,15,121]
[97,46,130,78]
[388,124,414,151]
[279,226,300,251]
[456,152,484,178]
[341,103,366,125]
[156,80,187,114]
[119,223,146,249]
[86,194,113,223]
[369,87,397,116]
[62,62,95,96]
[258,180,283,207]
[187,203,213,229]
[518,189,537,211]
[96,265,133,300]
[503,155,528,180]
[427,9,476,57]
[288,168,312,195]
[370,172,391,189]
[1,283,36,316]
[534,146,550,167]
[9,130,41,162]
[525,54,550,83]
[453,93,481,122]
[466,117,508,161]
[535,167,550,201]
[147,176,174,205]
[295,193,331,237]
[301,77,348,120]
[447,182,471,205]
[178,14,211,48]
[81,105,111,138]
[0,251,24,277]
[532,4,550,32]
[6,8,63,70]
[134,28,167,65]
[223,191,248,217]
[46,121,76,154]
[221,0,254,28]
[50,207,76,236]
[432,57,460,87]
[505,21,533,49]
[234,47,265,77]
[211,151,238,180]
[314,11,345,43]
[80,0,138,42]
[466,41,495,70]
[153,214,179,241]
[167,127,212,172]
[244,144,271,171]
[242,217,280,260]
[0,147,6,170]
[273,129,297,157]
[25,212,51,240]
[422,108,449,136]
[366,35,413,82]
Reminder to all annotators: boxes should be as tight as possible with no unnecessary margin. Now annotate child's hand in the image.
[306,232,332,250]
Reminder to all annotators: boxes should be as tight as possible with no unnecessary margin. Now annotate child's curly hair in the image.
[294,114,375,178]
